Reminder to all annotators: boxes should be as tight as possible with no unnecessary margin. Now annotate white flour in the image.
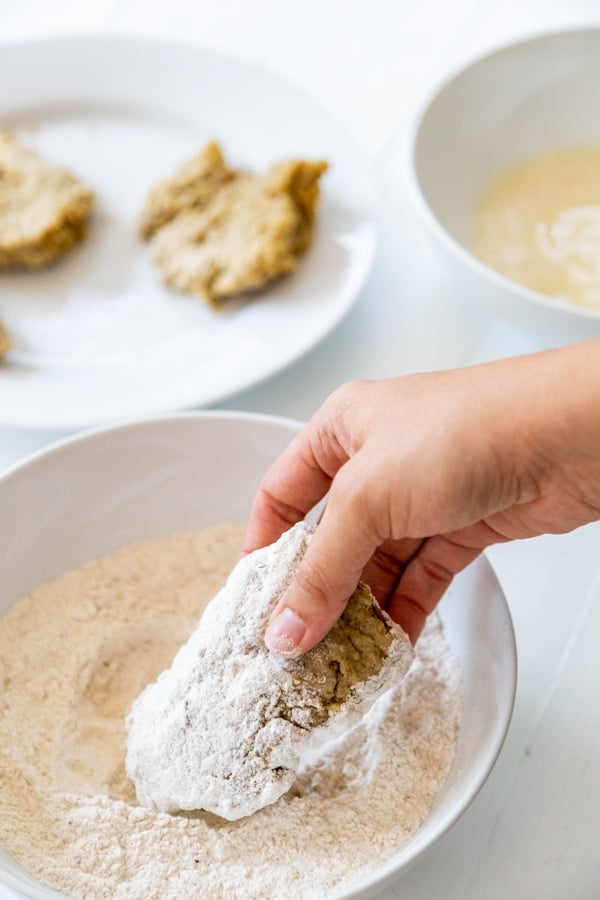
[0,524,462,900]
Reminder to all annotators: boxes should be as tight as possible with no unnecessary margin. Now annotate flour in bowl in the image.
[0,524,462,899]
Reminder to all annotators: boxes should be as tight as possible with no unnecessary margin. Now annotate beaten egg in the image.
[473,148,600,310]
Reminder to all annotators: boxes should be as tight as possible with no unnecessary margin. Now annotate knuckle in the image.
[294,558,345,616]
[418,553,454,587]
[329,463,367,511]
[331,463,391,543]
[328,379,371,414]
[255,485,303,528]
[314,380,375,462]
[393,592,429,623]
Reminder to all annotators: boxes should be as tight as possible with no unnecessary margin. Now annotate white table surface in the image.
[1,3,599,899]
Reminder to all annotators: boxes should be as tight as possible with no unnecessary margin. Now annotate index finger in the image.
[241,423,348,555]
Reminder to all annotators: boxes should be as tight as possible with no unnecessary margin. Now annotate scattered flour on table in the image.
[0,524,462,900]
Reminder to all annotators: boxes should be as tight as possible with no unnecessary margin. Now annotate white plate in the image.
[0,37,376,429]
[0,412,516,900]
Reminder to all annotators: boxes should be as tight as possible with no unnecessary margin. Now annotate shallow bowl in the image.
[411,27,600,344]
[0,412,516,899]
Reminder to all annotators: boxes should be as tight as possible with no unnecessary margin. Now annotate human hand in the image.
[243,341,600,655]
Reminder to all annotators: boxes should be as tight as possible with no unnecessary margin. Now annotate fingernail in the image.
[265,608,307,657]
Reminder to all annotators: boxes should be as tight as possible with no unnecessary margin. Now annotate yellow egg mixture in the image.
[473,147,600,310]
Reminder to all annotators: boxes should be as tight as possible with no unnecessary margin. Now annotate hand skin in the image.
[242,339,600,656]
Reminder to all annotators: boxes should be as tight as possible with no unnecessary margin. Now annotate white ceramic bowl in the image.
[411,27,600,345]
[0,413,516,900]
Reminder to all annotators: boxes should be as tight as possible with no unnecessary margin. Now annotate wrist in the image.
[498,339,600,506]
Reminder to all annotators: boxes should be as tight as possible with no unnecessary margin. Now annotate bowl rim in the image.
[409,24,600,323]
[0,409,306,485]
[0,410,517,899]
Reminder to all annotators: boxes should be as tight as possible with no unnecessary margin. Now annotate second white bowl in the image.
[412,28,600,344]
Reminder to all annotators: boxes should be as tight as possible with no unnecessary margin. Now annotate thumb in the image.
[264,463,379,657]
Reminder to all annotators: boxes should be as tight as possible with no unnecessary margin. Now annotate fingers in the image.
[241,417,349,557]
[265,460,379,656]
[360,537,423,606]
[386,524,504,642]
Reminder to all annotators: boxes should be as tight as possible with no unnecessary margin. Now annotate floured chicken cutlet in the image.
[0,132,94,269]
[126,522,413,821]
[0,322,10,358]
[140,141,327,303]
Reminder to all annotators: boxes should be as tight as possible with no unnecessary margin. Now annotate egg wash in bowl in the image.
[474,147,600,311]
[411,28,600,341]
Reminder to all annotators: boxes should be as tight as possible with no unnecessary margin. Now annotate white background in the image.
[1,2,599,898]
